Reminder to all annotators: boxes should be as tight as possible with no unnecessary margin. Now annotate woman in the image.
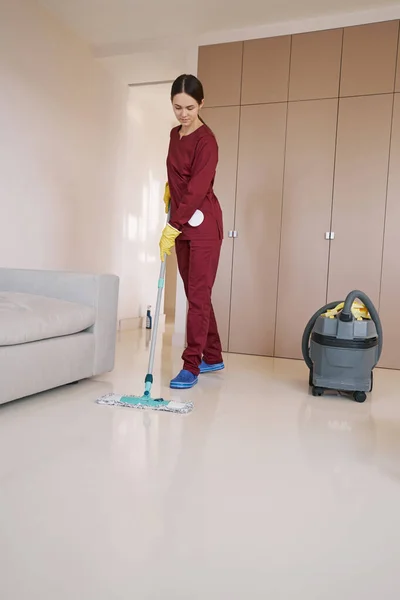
[159,74,224,390]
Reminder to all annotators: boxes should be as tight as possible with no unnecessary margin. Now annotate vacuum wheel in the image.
[312,386,324,397]
[353,391,367,403]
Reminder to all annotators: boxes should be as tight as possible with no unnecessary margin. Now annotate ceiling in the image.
[38,0,399,54]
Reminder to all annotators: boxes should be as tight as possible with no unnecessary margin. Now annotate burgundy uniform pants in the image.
[175,239,223,376]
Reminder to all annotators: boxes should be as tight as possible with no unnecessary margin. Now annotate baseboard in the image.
[118,317,142,331]
[118,314,166,331]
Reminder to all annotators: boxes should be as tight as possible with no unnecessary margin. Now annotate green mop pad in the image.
[96,392,193,414]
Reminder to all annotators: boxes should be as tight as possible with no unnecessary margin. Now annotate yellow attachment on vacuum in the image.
[323,300,371,321]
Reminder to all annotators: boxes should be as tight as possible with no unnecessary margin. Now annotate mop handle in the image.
[146,211,170,377]
[146,259,166,376]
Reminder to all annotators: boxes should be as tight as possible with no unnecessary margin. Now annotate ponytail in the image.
[198,113,214,135]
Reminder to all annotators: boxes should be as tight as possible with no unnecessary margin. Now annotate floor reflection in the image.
[298,394,376,490]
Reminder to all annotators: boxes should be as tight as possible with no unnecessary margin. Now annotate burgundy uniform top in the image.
[167,124,223,241]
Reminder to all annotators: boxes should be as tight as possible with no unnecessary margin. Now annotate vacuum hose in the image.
[302,301,340,370]
[301,290,383,371]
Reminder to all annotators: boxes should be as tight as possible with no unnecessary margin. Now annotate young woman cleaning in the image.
[159,74,224,390]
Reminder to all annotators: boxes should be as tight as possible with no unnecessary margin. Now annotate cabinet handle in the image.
[228,231,238,238]
[325,232,335,240]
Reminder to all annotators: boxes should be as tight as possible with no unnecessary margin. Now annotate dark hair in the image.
[171,74,204,105]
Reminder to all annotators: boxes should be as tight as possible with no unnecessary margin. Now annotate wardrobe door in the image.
[275,99,338,359]
[241,36,291,105]
[396,38,400,93]
[327,94,393,305]
[340,21,399,97]
[379,94,400,369]
[289,29,343,101]
[229,103,287,356]
[202,107,240,351]
[198,42,243,108]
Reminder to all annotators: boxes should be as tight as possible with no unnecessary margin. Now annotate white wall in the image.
[0,0,127,277]
[0,0,192,328]
[100,46,198,86]
[117,83,177,322]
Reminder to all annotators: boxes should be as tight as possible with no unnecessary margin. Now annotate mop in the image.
[96,227,194,414]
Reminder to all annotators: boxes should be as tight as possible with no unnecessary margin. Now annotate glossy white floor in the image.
[1,327,400,600]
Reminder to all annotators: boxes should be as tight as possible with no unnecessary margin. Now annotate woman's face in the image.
[172,92,203,127]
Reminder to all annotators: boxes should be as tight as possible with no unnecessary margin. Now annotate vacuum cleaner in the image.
[302,290,383,403]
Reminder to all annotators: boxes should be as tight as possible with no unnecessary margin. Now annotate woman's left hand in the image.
[163,183,171,214]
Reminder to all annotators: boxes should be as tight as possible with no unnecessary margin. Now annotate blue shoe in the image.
[170,370,198,389]
[199,360,225,374]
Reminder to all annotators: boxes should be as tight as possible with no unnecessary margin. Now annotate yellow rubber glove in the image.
[163,183,171,214]
[159,224,181,261]
[323,300,371,320]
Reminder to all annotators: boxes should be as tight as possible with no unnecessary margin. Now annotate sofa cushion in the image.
[0,292,96,346]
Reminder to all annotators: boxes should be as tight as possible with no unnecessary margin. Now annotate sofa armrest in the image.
[0,268,120,375]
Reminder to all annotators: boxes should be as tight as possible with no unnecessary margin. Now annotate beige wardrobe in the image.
[198,21,400,369]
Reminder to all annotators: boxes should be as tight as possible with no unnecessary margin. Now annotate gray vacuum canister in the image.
[310,315,378,397]
[302,290,383,404]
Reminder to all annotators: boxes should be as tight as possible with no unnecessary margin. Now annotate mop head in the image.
[96,392,194,414]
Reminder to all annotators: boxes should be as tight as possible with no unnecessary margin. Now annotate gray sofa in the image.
[0,269,119,405]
